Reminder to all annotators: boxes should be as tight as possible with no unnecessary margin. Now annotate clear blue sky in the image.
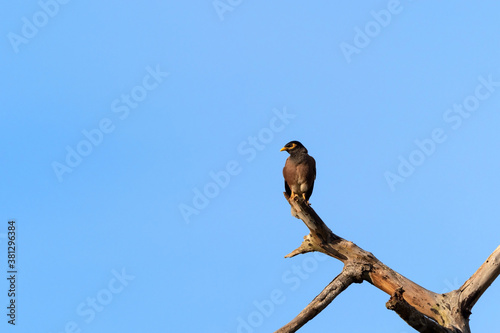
[1,1,499,332]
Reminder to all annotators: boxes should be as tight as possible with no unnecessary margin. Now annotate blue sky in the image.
[1,1,499,332]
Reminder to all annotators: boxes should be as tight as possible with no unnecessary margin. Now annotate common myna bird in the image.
[280,141,316,203]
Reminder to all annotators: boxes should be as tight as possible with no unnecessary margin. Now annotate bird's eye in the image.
[290,143,297,150]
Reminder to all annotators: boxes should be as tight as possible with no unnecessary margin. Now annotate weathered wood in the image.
[276,193,499,333]
[386,288,458,333]
[275,265,360,333]
[459,245,500,314]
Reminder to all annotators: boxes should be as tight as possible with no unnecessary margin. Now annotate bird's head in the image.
[280,141,308,154]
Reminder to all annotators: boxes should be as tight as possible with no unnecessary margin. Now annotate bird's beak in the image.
[280,147,288,152]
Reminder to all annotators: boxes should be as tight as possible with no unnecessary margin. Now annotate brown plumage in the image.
[280,141,316,203]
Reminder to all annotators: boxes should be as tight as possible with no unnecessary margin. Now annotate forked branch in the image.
[275,193,499,333]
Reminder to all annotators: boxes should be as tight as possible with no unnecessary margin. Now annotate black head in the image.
[280,141,308,154]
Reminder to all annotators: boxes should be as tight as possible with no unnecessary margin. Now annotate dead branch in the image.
[275,266,358,333]
[386,288,456,333]
[275,193,499,333]
[459,245,500,314]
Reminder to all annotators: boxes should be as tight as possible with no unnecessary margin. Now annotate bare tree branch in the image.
[276,193,499,333]
[275,265,359,333]
[386,288,457,333]
[459,245,500,315]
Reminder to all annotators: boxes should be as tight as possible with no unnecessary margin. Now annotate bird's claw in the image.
[290,192,311,205]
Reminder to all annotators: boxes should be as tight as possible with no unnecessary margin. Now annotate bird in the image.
[280,141,316,204]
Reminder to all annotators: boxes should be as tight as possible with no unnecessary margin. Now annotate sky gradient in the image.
[1,1,500,332]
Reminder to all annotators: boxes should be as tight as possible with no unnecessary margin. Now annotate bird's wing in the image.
[310,156,316,180]
[285,180,291,196]
[305,181,314,202]
[305,155,316,201]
